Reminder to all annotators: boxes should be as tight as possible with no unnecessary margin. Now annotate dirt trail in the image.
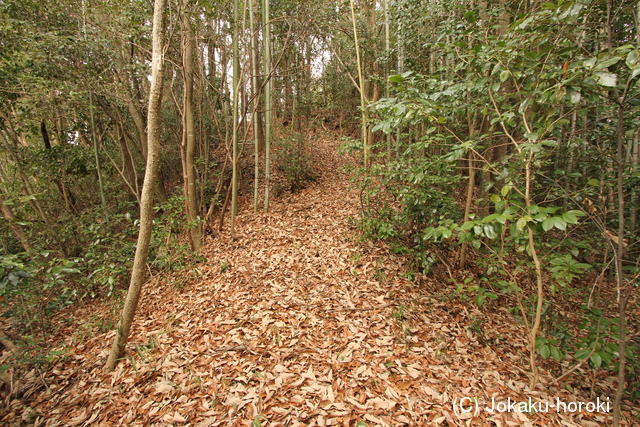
[2,136,619,426]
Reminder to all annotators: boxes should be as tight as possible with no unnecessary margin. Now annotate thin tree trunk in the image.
[459,140,476,267]
[88,90,107,215]
[230,0,240,239]
[115,123,140,200]
[250,0,260,212]
[263,0,272,212]
[105,0,167,372]
[181,0,202,251]
[110,33,168,205]
[350,0,369,168]
[395,0,404,157]
[384,0,391,160]
[613,101,628,427]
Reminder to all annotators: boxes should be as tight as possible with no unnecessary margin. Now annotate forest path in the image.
[5,135,605,426]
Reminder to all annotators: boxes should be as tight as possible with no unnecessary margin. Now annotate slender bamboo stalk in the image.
[82,0,107,217]
[263,0,272,212]
[384,0,391,160]
[349,0,368,168]
[230,0,240,238]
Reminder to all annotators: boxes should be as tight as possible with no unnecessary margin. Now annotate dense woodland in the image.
[0,0,639,425]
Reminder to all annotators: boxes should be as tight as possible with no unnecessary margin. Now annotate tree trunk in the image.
[250,0,260,212]
[108,25,169,205]
[181,0,202,251]
[459,122,477,268]
[230,0,240,239]
[263,0,272,212]
[105,0,167,372]
[350,0,368,168]
[115,123,139,199]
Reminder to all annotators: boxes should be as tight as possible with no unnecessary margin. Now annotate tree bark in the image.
[263,0,272,212]
[350,0,369,168]
[105,0,167,372]
[230,0,240,239]
[181,0,202,251]
[105,19,169,205]
[250,0,261,212]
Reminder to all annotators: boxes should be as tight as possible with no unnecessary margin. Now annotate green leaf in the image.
[626,49,639,69]
[516,216,529,231]
[483,213,499,223]
[460,221,475,231]
[389,74,404,83]
[590,352,603,368]
[542,217,554,232]
[499,70,510,82]
[574,348,592,360]
[550,346,563,361]
[594,57,622,71]
[567,209,586,217]
[483,224,497,239]
[587,178,600,186]
[495,214,508,225]
[604,343,619,355]
[562,211,578,224]
[553,217,567,230]
[501,184,512,197]
[539,345,551,360]
[474,294,485,307]
[583,57,597,69]
[528,204,540,214]
[464,11,477,23]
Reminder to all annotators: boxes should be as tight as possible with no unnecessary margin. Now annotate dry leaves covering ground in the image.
[1,135,636,426]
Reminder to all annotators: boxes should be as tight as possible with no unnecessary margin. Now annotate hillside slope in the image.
[1,135,625,426]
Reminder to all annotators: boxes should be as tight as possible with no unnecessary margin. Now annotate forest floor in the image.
[1,134,637,426]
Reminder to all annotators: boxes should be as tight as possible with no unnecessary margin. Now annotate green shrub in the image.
[275,132,316,193]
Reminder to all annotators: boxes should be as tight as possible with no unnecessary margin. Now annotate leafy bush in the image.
[274,132,316,193]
